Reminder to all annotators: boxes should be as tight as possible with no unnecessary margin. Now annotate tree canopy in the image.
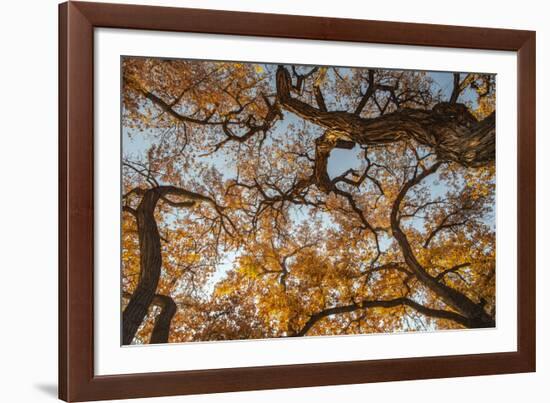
[121,57,496,345]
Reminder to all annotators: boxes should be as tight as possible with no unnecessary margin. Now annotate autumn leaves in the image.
[121,58,496,344]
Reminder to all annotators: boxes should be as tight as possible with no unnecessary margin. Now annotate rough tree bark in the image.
[122,185,226,344]
[122,291,177,344]
[122,188,164,345]
[124,65,496,339]
[274,66,496,331]
[276,65,495,168]
[150,294,178,344]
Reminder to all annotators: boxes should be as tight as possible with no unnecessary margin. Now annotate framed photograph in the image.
[59,1,536,401]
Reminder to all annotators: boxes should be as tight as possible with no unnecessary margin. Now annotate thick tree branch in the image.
[276,66,495,168]
[122,291,177,344]
[390,162,495,328]
[122,188,165,345]
[122,183,236,345]
[292,297,471,336]
[150,294,177,344]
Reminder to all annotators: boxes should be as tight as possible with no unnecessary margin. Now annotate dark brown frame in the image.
[59,1,536,401]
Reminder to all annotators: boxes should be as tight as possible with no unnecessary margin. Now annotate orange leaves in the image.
[213,282,235,298]
[463,164,495,200]
[236,256,263,279]
[121,59,496,342]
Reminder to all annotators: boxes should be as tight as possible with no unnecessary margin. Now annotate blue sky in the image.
[123,69,479,180]
[122,67,490,297]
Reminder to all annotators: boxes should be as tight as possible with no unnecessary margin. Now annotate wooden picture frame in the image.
[59,1,536,401]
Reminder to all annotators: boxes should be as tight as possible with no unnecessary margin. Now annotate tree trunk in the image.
[122,185,213,344]
[276,66,495,168]
[122,189,163,345]
[150,294,177,344]
[390,163,495,328]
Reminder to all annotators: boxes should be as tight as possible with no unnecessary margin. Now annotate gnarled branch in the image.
[276,65,495,168]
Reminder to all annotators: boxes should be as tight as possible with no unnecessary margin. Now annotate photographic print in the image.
[121,57,496,346]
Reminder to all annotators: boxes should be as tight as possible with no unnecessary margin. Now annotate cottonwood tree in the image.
[121,57,495,344]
